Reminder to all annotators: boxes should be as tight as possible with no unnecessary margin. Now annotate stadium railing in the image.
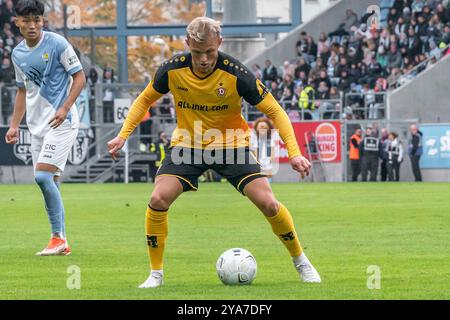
[344,92,387,120]
[243,97,343,123]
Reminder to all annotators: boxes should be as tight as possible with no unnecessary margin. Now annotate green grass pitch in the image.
[1,182,449,300]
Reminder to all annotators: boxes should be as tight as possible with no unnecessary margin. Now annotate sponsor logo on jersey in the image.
[177,86,189,92]
[13,129,32,165]
[68,55,78,66]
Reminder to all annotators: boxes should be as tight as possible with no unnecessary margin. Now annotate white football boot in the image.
[293,253,322,283]
[139,270,164,288]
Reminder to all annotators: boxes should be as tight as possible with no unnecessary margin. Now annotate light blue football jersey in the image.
[12,31,82,137]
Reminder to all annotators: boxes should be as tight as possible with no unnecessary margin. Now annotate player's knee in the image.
[35,171,55,191]
[261,198,279,216]
[149,192,170,211]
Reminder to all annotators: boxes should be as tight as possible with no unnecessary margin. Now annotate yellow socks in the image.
[145,206,168,270]
[265,202,303,257]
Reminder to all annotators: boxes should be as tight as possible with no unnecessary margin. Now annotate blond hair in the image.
[186,17,221,42]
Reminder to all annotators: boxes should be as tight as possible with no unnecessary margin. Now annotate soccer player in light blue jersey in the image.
[5,0,86,256]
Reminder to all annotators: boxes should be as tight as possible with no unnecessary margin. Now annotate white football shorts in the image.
[31,121,79,174]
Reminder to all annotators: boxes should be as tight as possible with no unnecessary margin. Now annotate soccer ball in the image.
[216,248,257,285]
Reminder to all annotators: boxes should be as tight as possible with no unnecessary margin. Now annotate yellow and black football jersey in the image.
[151,51,268,149]
[119,52,301,158]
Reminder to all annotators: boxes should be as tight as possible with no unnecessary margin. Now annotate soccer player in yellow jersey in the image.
[107,17,321,288]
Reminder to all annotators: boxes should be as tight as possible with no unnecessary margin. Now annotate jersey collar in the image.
[24,31,46,51]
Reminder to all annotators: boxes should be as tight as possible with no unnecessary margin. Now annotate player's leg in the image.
[53,174,70,255]
[361,157,368,182]
[139,176,183,289]
[370,157,378,182]
[140,147,203,288]
[34,125,77,256]
[34,163,68,256]
[243,177,321,283]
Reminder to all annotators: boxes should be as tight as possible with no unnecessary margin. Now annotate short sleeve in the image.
[152,64,169,94]
[58,39,82,75]
[237,75,269,106]
[12,58,25,88]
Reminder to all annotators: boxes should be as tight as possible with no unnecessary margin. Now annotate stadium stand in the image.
[250,0,450,121]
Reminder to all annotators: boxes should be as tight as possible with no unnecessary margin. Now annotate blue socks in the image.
[35,171,65,238]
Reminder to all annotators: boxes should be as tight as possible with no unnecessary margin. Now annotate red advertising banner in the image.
[278,121,342,163]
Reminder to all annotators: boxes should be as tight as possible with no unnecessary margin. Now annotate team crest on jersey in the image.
[216,83,227,98]
[13,129,32,165]
[42,53,50,62]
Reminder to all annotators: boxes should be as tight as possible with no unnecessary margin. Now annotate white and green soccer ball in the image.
[216,248,257,285]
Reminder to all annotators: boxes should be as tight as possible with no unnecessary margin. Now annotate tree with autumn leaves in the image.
[45,0,206,82]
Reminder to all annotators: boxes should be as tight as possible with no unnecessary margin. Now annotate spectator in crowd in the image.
[298,84,315,120]
[279,87,296,111]
[360,126,382,182]
[304,35,318,63]
[408,124,423,181]
[386,131,404,181]
[1,54,14,83]
[387,43,403,69]
[349,128,362,181]
[251,63,262,80]
[151,131,171,169]
[268,80,282,101]
[262,59,278,85]
[317,32,329,55]
[281,60,295,78]
[86,68,98,122]
[102,66,115,123]
[250,117,279,181]
[406,26,423,57]
[315,81,330,100]
[380,128,390,182]
[294,57,311,79]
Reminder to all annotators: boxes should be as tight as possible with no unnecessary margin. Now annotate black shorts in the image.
[156,147,266,195]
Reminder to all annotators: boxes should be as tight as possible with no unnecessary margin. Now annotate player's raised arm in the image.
[107,82,164,160]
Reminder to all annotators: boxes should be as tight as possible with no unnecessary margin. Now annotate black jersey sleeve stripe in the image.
[217,52,268,106]
[152,66,169,94]
[152,53,190,94]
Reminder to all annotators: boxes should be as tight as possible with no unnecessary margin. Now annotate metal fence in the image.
[344,92,387,121]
